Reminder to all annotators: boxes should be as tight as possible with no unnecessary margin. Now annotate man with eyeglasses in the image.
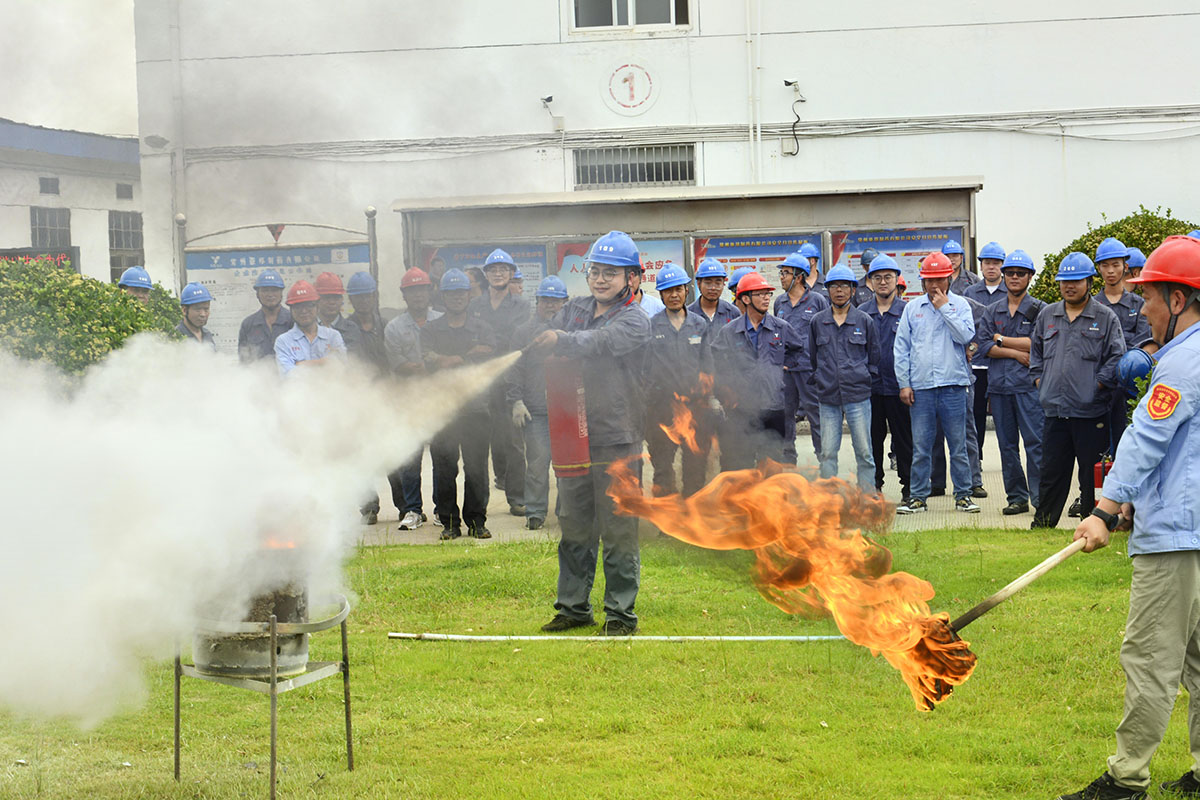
[530,231,652,637]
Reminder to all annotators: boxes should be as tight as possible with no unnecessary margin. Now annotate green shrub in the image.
[1030,205,1199,303]
[0,256,181,373]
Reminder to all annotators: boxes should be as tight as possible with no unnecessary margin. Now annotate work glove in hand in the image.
[512,400,532,428]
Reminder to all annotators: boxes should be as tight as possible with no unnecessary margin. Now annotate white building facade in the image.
[134,1,1200,313]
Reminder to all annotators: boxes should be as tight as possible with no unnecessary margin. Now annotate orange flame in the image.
[658,374,717,455]
[263,537,296,550]
[607,458,976,710]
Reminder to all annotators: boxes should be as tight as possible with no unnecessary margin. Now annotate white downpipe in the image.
[389,632,846,643]
[755,0,764,181]
[745,0,757,183]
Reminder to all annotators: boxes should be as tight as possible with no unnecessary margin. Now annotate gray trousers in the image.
[554,443,642,626]
[1107,550,1200,790]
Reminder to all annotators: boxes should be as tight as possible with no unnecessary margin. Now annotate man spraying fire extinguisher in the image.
[529,230,651,637]
[1058,235,1200,800]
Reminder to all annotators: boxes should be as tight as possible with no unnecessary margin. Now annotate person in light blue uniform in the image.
[688,257,740,327]
[809,265,878,491]
[274,280,346,374]
[1059,235,1200,800]
[773,250,828,462]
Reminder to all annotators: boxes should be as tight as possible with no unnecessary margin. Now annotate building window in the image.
[573,144,695,190]
[30,207,71,247]
[39,177,60,195]
[109,210,144,283]
[573,0,688,28]
[116,183,134,200]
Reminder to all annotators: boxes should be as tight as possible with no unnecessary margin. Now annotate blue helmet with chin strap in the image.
[780,251,812,275]
[695,257,728,279]
[654,262,690,291]
[824,265,858,285]
[942,239,965,255]
[118,266,152,290]
[484,248,516,268]
[587,231,641,268]
[535,275,568,298]
[866,254,900,276]
[1094,237,1128,264]
[1057,252,1097,280]
[1001,250,1035,272]
[181,282,213,305]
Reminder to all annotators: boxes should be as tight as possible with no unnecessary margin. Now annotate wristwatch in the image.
[1090,507,1120,531]
[995,334,1004,347]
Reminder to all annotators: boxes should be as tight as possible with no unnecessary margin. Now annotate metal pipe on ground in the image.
[388,632,845,643]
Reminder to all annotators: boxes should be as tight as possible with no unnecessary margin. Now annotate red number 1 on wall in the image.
[622,71,635,103]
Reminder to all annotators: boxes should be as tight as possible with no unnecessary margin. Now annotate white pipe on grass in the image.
[388,632,845,643]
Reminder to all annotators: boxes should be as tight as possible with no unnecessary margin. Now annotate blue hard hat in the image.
[440,268,472,292]
[1095,236,1128,263]
[1189,230,1200,240]
[728,266,755,291]
[180,282,213,305]
[824,265,858,285]
[512,268,524,280]
[1126,247,1147,269]
[1116,348,1156,396]
[484,248,516,268]
[866,254,900,275]
[860,248,880,267]
[536,275,568,298]
[695,257,728,279]
[587,231,641,268]
[346,271,377,295]
[942,239,965,255]
[1002,249,1035,272]
[655,262,691,291]
[254,269,285,289]
[1057,252,1097,280]
[780,252,812,275]
[978,241,1006,261]
[798,242,821,260]
[118,266,152,290]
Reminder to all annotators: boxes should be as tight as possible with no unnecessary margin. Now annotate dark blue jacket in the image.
[1030,298,1126,418]
[809,307,879,405]
[858,296,907,396]
[772,288,828,373]
[237,306,292,363]
[550,296,652,447]
[470,292,531,354]
[977,292,1044,395]
[687,297,740,329]
[1095,290,1153,350]
[507,316,552,415]
[709,313,802,413]
[962,281,1006,307]
[643,309,712,402]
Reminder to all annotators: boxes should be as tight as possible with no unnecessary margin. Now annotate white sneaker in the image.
[955,497,981,513]
[399,510,424,530]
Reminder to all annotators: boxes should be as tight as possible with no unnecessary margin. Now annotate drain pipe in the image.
[745,0,757,182]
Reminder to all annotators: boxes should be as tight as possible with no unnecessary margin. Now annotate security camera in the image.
[783,80,807,102]
[783,80,797,87]
[541,95,554,105]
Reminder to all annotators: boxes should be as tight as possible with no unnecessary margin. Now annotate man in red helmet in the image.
[274,280,347,375]
[709,271,805,470]
[1057,235,1200,800]
[314,271,364,356]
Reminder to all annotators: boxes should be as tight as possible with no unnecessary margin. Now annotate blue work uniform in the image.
[508,316,555,520]
[176,321,216,349]
[273,324,346,375]
[324,313,363,357]
[951,268,980,295]
[687,297,740,329]
[639,291,666,317]
[547,295,652,629]
[809,306,879,490]
[1029,297,1126,526]
[237,307,292,363]
[977,292,1047,507]
[962,281,1006,307]
[773,287,829,461]
[1096,289,1155,454]
[860,296,912,497]
[643,309,713,497]
[382,308,442,517]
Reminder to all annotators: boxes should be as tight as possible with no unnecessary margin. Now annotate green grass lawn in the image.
[1,527,1191,799]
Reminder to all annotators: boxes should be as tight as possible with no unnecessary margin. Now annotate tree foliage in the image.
[1030,206,1199,303]
[0,256,181,373]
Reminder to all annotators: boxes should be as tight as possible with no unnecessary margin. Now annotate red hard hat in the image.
[314,271,345,295]
[735,271,774,297]
[401,267,432,289]
[1128,235,1200,290]
[286,280,319,305]
[919,252,954,279]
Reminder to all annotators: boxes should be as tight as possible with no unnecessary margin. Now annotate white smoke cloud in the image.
[0,335,517,726]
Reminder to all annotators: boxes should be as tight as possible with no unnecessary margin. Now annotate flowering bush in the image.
[0,256,181,373]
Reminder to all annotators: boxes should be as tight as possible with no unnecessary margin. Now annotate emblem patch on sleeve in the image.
[1147,384,1182,420]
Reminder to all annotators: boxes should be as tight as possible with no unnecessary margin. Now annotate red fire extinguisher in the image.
[1093,455,1114,508]
[545,357,591,478]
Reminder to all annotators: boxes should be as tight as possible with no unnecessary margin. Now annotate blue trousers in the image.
[931,381,982,489]
[783,371,822,463]
[818,400,876,492]
[990,391,1044,506]
[388,447,425,514]
[911,386,973,501]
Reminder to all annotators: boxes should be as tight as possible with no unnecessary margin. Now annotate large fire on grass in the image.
[607,458,976,710]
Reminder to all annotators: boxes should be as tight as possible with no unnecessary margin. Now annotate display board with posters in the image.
[185,244,370,356]
[829,228,965,297]
[553,238,684,299]
[420,243,548,299]
[693,235,818,291]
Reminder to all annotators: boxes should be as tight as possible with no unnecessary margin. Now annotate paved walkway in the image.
[358,424,1078,547]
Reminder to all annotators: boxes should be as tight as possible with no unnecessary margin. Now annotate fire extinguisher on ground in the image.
[1093,454,1114,508]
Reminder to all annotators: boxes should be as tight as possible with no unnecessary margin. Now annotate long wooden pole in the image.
[951,539,1087,632]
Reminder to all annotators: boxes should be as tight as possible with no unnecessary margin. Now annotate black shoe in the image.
[1068,496,1084,518]
[509,504,526,516]
[895,498,927,515]
[438,518,462,540]
[1031,518,1055,530]
[420,512,428,523]
[1160,770,1200,796]
[889,454,897,472]
[468,523,492,539]
[541,614,595,632]
[971,485,988,499]
[1056,772,1146,800]
[526,517,544,530]
[602,620,637,636]
[361,510,378,525]
[955,497,981,513]
[493,477,504,491]
[929,487,946,497]
[1002,500,1030,516]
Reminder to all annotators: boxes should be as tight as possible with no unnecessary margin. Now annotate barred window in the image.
[116,183,134,200]
[573,144,695,190]
[574,0,688,27]
[39,177,60,195]
[30,207,71,248]
[109,211,144,283]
